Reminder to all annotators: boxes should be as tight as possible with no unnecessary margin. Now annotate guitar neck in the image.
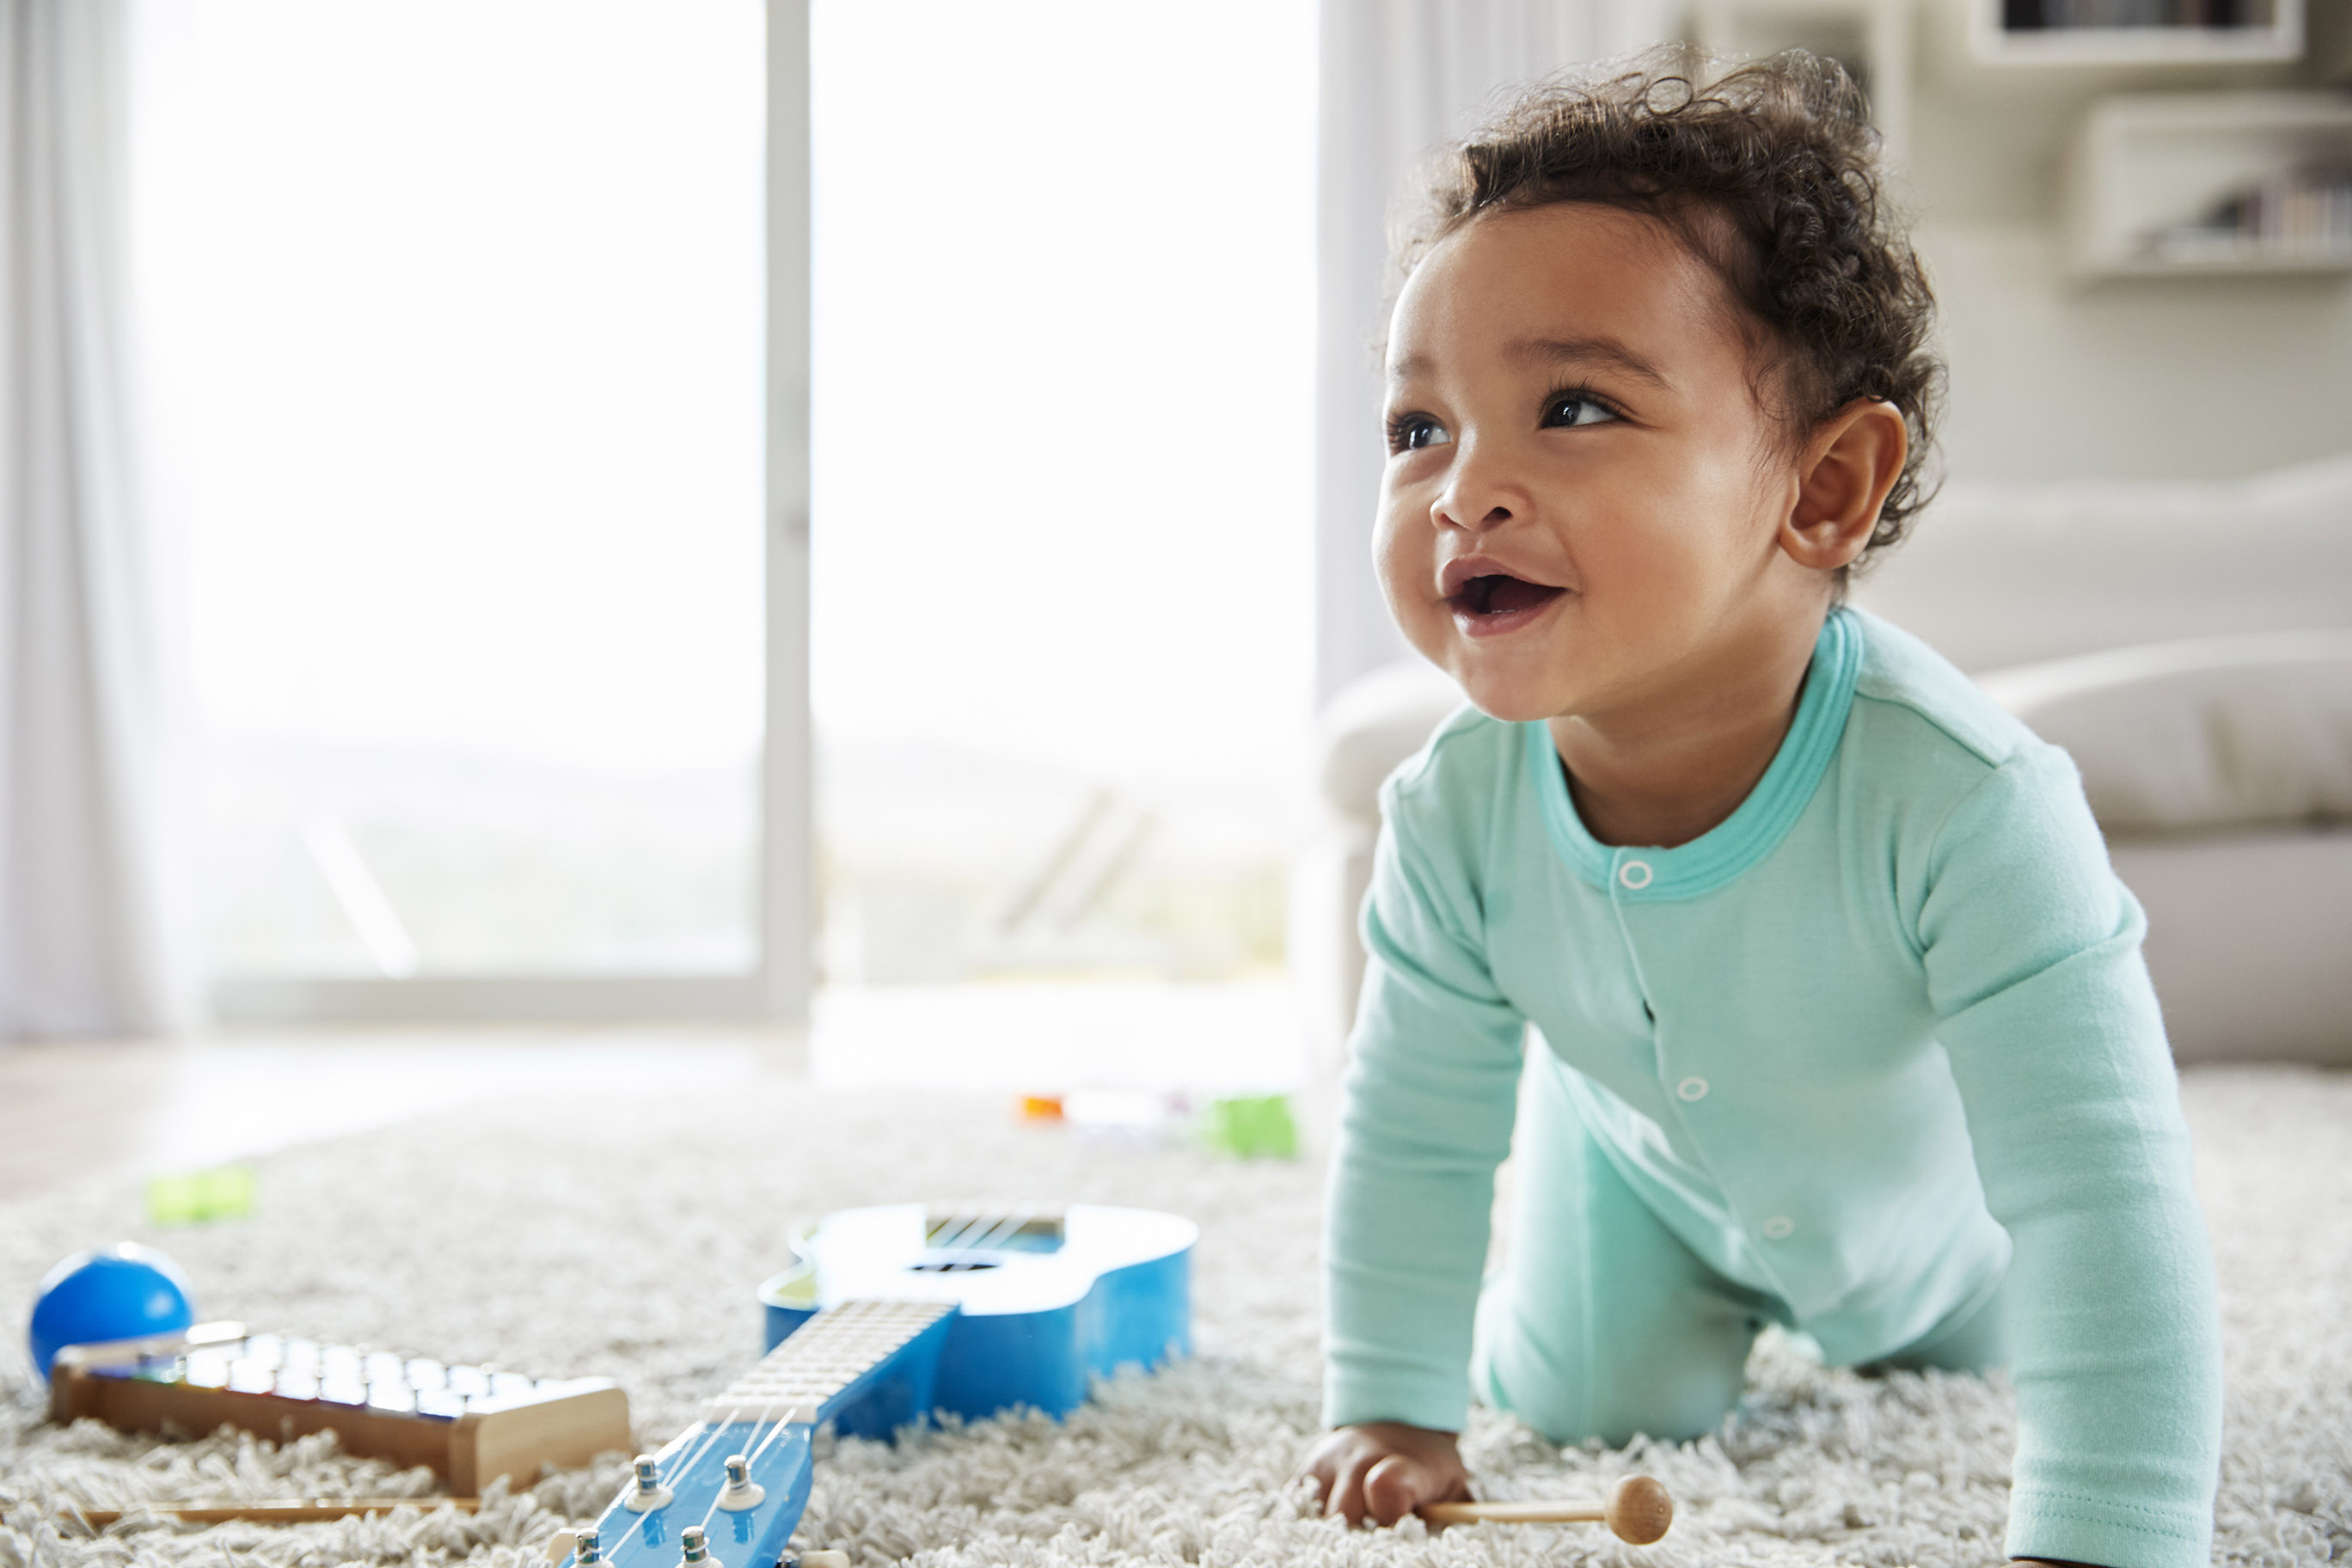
[701,1298,956,1427]
[580,1300,957,1568]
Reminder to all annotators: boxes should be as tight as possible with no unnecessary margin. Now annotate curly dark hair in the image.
[1396,48,1942,578]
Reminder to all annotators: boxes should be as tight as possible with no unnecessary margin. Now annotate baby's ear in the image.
[1780,399,1907,573]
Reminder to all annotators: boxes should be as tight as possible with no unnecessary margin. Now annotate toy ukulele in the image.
[564,1204,1194,1568]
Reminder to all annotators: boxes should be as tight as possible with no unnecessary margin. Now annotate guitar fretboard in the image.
[700,1299,954,1426]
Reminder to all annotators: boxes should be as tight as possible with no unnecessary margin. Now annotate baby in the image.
[1300,53,2221,1568]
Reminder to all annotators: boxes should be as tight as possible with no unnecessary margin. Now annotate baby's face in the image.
[1376,203,1815,725]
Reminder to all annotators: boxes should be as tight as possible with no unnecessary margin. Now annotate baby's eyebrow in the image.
[1385,335,1671,391]
[1387,352,1436,385]
[1509,335,1671,389]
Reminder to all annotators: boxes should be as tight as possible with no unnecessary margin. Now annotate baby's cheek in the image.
[1370,505,1430,609]
[1609,485,1764,591]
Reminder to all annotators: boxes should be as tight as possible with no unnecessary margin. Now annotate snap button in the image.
[1617,859,1653,891]
[1761,1215,1795,1240]
[1675,1075,1709,1102]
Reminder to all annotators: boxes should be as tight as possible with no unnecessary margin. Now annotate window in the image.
[810,0,1316,991]
[133,1,771,1004]
[132,0,1314,1032]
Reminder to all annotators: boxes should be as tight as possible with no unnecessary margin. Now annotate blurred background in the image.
[2,0,2347,1155]
[137,1,1313,1010]
[111,0,1320,1100]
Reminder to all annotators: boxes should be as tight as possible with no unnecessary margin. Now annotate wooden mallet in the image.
[1420,1474,1675,1544]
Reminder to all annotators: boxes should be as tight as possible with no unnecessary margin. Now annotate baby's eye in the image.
[1387,413,1451,454]
[1541,393,1618,429]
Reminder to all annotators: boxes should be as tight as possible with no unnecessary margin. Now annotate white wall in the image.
[1905,0,2352,482]
[1920,221,2352,481]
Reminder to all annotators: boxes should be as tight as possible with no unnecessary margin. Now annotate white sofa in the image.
[1298,454,2352,1072]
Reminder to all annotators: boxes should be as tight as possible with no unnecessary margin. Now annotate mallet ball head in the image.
[1605,1474,1675,1544]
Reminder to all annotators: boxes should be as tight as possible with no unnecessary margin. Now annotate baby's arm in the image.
[1318,789,1525,1494]
[1919,747,2222,1568]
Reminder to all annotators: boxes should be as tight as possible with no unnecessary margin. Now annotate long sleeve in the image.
[1920,745,2223,1568]
[1322,793,1526,1433]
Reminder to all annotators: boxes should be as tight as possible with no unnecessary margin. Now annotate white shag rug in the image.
[2,1063,2347,1567]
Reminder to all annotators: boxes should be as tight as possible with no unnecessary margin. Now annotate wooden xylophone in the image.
[50,1320,632,1494]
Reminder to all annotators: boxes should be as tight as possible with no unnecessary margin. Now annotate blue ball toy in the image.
[28,1244,195,1379]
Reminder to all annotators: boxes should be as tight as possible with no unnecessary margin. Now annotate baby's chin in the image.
[1448,664,1575,726]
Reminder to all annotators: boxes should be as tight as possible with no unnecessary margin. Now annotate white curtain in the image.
[1314,0,1674,704]
[0,0,182,1038]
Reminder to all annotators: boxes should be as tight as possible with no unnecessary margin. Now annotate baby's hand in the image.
[1297,1421,1474,1528]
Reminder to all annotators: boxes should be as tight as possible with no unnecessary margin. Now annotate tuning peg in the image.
[573,1530,602,1565]
[622,1455,672,1512]
[679,1525,711,1565]
[715,1453,766,1511]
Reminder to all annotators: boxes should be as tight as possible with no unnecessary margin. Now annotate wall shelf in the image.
[2061,91,2352,278]
[1972,0,2305,64]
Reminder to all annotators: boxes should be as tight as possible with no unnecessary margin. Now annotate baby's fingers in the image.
[1295,1433,1359,1517]
[1321,1451,1375,1526]
[1361,1455,1437,1528]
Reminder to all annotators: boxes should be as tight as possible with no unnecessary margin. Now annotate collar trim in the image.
[1525,609,1861,900]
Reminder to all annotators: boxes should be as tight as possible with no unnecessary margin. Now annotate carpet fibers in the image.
[2,1064,2346,1567]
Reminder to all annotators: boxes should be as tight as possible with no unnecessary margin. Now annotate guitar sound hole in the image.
[909,1254,1003,1273]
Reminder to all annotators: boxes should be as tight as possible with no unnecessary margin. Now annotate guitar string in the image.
[662,1400,784,1567]
[585,1396,778,1564]
[927,1208,988,1252]
[585,1418,734,1561]
[677,1309,936,1547]
[691,1308,897,1524]
[929,1204,1037,1259]
[693,1397,798,1541]
[689,1320,942,1552]
[931,1203,1034,1253]
[703,1370,841,1529]
[674,1218,1018,1551]
[633,1394,792,1563]
[705,1304,957,1536]
[694,1402,806,1538]
[970,1205,1039,1254]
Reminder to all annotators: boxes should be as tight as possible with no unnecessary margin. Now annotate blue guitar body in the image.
[758,1203,1194,1438]
[568,1204,1194,1568]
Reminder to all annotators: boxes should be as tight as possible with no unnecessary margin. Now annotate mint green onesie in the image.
[1325,608,2222,1568]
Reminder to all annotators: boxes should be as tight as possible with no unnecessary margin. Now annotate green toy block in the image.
[1199,1093,1298,1160]
[145,1165,257,1227]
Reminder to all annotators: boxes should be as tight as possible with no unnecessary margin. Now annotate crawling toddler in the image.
[1301,52,2221,1568]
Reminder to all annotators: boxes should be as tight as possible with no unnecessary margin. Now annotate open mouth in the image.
[1452,573,1566,620]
